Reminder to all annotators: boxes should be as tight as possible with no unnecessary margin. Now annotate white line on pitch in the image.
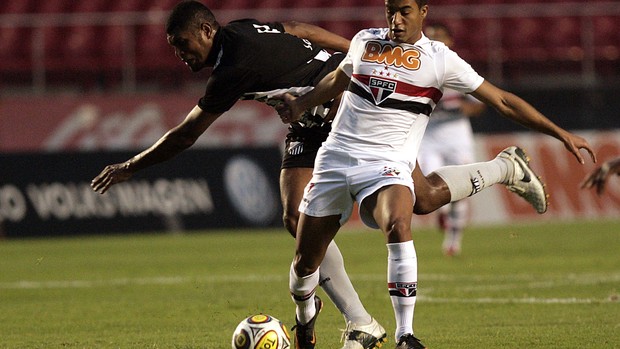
[1,272,618,292]
[0,274,285,289]
[417,296,609,304]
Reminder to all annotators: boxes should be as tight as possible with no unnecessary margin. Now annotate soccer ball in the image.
[231,314,291,349]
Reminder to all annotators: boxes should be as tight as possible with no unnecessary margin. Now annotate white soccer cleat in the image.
[498,146,549,214]
[340,317,387,349]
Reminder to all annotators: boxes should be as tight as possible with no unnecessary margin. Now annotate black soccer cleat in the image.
[292,295,323,349]
[395,333,427,349]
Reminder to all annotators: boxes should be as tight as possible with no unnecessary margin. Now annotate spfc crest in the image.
[369,77,397,104]
[388,281,417,297]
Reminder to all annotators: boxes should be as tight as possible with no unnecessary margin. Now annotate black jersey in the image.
[197,19,343,135]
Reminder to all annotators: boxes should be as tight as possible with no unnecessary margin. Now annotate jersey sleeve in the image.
[338,30,366,77]
[442,49,484,94]
[197,66,258,114]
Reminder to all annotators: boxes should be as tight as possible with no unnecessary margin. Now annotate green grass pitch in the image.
[1,219,618,348]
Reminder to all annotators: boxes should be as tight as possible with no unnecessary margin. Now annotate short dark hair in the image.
[166,1,218,35]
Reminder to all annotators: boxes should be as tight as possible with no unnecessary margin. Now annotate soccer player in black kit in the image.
[91,1,573,348]
[91,2,387,348]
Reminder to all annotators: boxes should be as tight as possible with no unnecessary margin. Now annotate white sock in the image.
[432,157,511,202]
[289,263,320,325]
[441,202,463,254]
[387,241,418,340]
[449,199,469,231]
[319,241,372,325]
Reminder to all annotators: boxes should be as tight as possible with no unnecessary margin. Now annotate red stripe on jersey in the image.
[352,74,443,103]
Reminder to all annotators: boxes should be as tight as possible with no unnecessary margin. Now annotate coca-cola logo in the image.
[1,95,290,152]
[44,103,169,151]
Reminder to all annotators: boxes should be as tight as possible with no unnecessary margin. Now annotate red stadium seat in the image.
[319,21,358,42]
[107,0,147,12]
[544,17,583,61]
[135,23,176,68]
[101,26,129,58]
[0,25,33,86]
[1,0,35,14]
[33,0,69,13]
[68,0,109,13]
[445,18,493,64]
[63,26,101,62]
[327,0,370,6]
[501,17,547,61]
[430,0,473,5]
[500,17,549,80]
[255,0,292,8]
[209,0,251,10]
[0,26,33,71]
[592,16,620,76]
[593,16,620,61]
[144,0,179,12]
[42,26,65,60]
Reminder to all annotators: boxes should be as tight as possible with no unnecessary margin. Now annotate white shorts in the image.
[299,147,414,229]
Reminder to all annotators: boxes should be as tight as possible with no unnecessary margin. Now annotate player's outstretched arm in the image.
[276,68,350,124]
[282,21,351,53]
[471,81,597,164]
[91,106,221,194]
[581,157,620,195]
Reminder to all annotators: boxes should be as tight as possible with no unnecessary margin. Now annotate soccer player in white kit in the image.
[418,23,486,256]
[278,0,595,347]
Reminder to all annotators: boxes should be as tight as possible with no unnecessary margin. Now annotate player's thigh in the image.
[295,213,341,274]
[363,184,414,243]
[280,167,313,213]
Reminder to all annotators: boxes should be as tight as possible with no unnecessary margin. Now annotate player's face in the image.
[167,24,214,72]
[385,0,428,44]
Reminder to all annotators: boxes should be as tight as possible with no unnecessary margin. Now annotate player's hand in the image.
[560,132,597,165]
[581,158,620,195]
[91,162,134,194]
[323,93,343,123]
[274,93,302,124]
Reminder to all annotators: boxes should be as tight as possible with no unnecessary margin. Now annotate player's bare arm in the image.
[276,68,350,124]
[91,106,221,194]
[581,157,620,195]
[282,21,351,53]
[471,80,596,164]
[460,98,486,118]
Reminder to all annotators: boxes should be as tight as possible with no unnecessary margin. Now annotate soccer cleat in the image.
[395,334,427,349]
[498,146,549,214]
[292,295,323,349]
[442,243,461,257]
[340,317,388,349]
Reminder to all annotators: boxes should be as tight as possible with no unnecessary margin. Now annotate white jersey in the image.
[322,28,484,167]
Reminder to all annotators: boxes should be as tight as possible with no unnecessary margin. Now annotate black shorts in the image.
[281,53,342,169]
[281,127,329,169]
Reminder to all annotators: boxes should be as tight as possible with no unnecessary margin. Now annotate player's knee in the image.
[384,217,412,243]
[282,209,299,237]
[293,254,318,277]
[413,173,450,215]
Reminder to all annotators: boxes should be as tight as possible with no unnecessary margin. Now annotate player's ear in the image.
[420,5,428,19]
[201,22,215,39]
